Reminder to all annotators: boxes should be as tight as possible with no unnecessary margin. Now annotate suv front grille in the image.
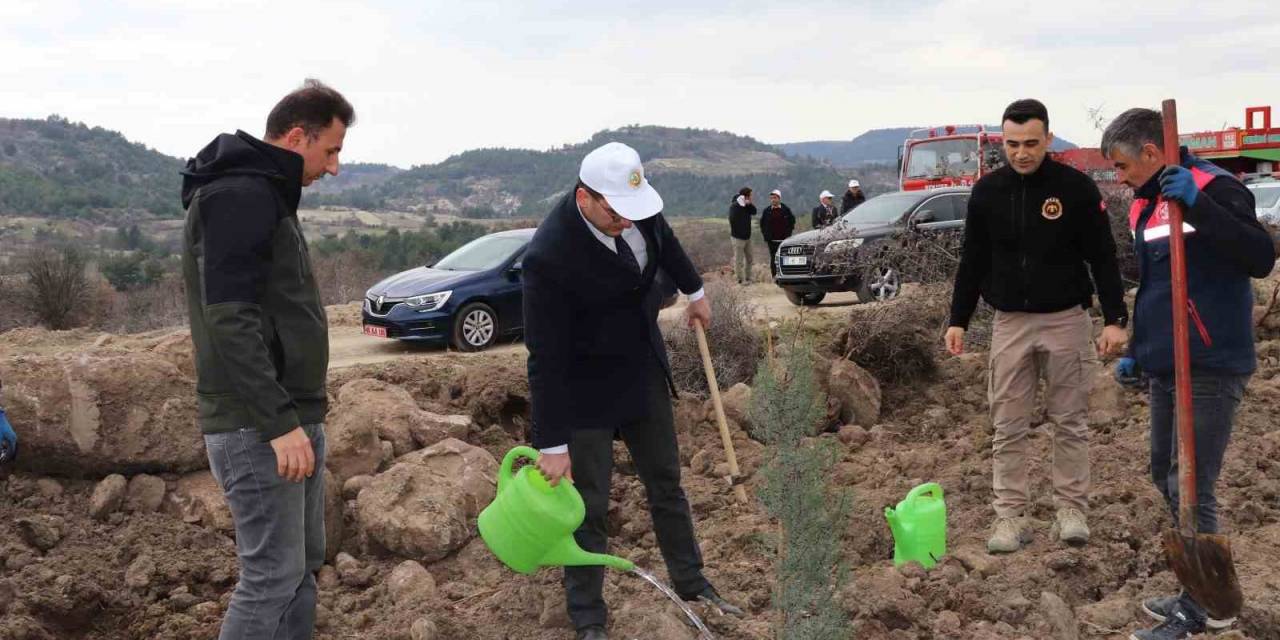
[779,244,816,275]
[366,296,404,316]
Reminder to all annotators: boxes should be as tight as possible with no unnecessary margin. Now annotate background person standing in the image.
[728,186,757,284]
[842,179,866,213]
[812,189,838,229]
[759,189,795,278]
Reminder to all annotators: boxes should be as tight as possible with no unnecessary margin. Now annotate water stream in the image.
[630,567,715,639]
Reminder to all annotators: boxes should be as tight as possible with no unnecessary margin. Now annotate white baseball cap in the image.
[578,142,663,221]
[819,190,834,199]
[848,179,860,188]
[770,189,782,197]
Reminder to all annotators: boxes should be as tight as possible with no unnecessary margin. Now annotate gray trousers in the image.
[205,423,327,640]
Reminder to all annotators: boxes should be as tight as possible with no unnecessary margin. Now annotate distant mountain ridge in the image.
[305,125,878,218]
[777,127,1078,167]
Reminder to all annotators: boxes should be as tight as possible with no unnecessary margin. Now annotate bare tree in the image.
[21,245,90,330]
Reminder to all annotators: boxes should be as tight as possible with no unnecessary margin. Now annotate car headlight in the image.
[825,238,864,253]
[404,290,452,311]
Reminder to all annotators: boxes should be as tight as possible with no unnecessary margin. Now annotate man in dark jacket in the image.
[524,142,741,640]
[812,190,839,229]
[841,179,866,213]
[946,99,1128,555]
[181,79,353,640]
[1101,108,1276,640]
[759,189,795,277]
[728,187,756,284]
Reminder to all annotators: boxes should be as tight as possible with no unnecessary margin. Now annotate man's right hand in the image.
[270,427,314,483]
[944,326,965,356]
[537,451,573,487]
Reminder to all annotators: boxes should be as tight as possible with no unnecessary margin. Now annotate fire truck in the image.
[897,124,1114,190]
[1178,105,1280,182]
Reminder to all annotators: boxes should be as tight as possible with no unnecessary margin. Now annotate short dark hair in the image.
[575,179,602,199]
[738,187,752,197]
[1101,107,1164,158]
[1002,98,1049,131]
[265,79,355,141]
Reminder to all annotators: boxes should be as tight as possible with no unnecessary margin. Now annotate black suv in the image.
[774,187,970,305]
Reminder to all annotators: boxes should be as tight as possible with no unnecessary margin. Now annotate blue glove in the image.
[1158,165,1198,207]
[0,408,16,465]
[1114,357,1141,387]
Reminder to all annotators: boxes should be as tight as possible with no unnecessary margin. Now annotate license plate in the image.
[362,324,388,338]
[782,256,808,266]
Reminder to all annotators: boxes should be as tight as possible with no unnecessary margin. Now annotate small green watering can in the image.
[884,482,947,569]
[477,446,635,575]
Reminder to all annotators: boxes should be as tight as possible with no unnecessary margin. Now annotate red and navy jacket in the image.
[1130,148,1276,377]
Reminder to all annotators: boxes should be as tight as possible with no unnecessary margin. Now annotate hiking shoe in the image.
[1142,593,1236,630]
[1053,508,1090,545]
[986,517,1031,553]
[1130,601,1206,639]
[684,586,744,617]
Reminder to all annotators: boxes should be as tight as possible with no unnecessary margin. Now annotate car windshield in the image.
[1252,184,1280,208]
[433,235,526,271]
[839,192,925,226]
[905,138,981,179]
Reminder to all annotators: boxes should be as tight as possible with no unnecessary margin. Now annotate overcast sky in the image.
[2,0,1276,168]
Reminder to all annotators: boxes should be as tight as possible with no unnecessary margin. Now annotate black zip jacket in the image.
[728,198,757,240]
[841,190,866,214]
[949,158,1127,329]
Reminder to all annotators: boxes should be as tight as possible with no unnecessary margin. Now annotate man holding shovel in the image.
[523,142,743,640]
[1102,107,1276,640]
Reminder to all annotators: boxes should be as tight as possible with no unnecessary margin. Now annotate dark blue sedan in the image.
[361,228,535,351]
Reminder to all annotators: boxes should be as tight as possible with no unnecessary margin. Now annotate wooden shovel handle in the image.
[1162,99,1198,537]
[694,322,748,504]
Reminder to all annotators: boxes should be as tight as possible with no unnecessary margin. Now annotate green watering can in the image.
[884,482,947,569]
[477,446,635,575]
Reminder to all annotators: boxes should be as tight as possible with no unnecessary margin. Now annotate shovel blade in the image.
[1162,528,1243,620]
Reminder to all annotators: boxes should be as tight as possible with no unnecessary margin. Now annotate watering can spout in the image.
[541,536,636,572]
[884,507,904,542]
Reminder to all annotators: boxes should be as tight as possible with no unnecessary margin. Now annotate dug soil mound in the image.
[2,284,1280,638]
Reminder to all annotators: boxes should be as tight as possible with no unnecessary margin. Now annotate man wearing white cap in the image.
[522,142,742,640]
[812,190,839,229]
[759,189,795,277]
[842,179,866,213]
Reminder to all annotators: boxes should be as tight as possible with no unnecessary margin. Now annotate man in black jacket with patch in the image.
[182,79,353,640]
[946,99,1128,555]
[524,142,741,640]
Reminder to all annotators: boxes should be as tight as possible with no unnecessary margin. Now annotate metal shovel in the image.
[1158,98,1243,621]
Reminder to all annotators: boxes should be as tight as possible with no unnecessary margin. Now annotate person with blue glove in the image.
[0,378,15,465]
[1102,107,1277,640]
[0,405,16,465]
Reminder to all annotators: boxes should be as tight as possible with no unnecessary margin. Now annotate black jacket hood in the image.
[181,130,303,211]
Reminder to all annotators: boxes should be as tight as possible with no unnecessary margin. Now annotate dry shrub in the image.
[671,220,735,275]
[312,250,384,305]
[664,281,761,394]
[835,284,993,386]
[20,244,90,330]
[93,275,188,333]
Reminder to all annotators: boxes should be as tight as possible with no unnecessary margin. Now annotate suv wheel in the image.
[857,267,901,303]
[452,302,498,351]
[784,289,826,306]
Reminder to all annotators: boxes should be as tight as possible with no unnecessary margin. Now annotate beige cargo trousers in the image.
[988,307,1098,518]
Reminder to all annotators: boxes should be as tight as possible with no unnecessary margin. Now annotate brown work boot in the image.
[987,516,1031,553]
[1052,508,1090,545]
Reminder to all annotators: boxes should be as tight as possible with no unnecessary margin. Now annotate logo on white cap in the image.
[578,142,663,221]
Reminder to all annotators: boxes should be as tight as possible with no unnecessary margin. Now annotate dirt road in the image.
[327,281,865,369]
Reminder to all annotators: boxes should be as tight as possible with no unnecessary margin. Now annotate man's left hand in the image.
[1159,165,1198,207]
[1096,324,1128,357]
[686,297,712,329]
